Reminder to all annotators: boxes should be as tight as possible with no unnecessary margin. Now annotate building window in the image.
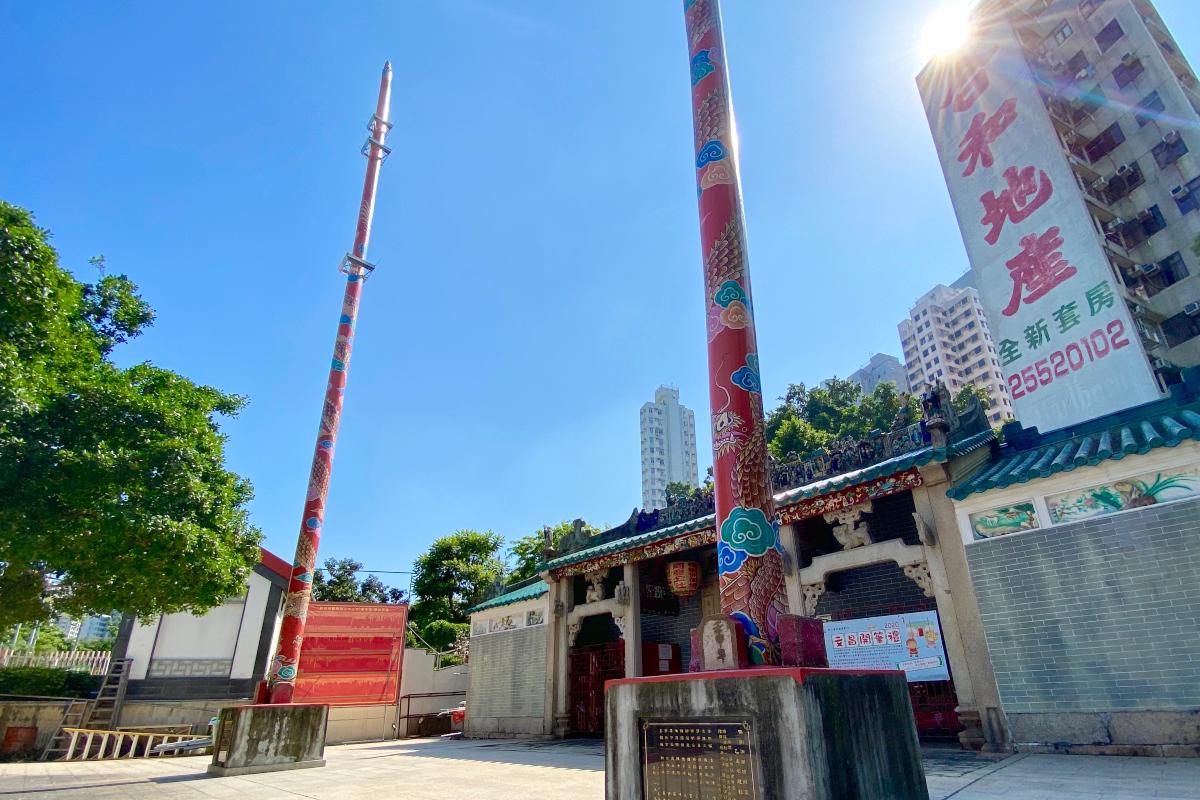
[1105,160,1144,201]
[1133,92,1165,129]
[1153,134,1189,169]
[1079,0,1102,19]
[1113,56,1144,88]
[1122,205,1166,247]
[1145,252,1190,296]
[1162,307,1200,347]
[1051,22,1073,46]
[1095,19,1125,53]
[1175,176,1200,214]
[1085,122,1125,162]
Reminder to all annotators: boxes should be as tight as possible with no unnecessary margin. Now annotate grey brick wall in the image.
[640,594,703,666]
[467,625,546,724]
[967,497,1200,713]
[815,561,935,620]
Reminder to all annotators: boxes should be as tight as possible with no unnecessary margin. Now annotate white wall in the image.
[124,569,278,680]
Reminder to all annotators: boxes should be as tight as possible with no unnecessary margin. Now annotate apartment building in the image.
[639,386,699,510]
[899,284,1016,425]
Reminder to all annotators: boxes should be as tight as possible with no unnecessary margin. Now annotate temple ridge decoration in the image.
[824,501,873,550]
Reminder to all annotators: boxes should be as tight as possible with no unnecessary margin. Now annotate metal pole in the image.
[684,0,788,664]
[265,62,393,703]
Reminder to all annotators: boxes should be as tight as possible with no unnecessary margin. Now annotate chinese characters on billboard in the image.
[823,611,950,683]
[916,21,1161,432]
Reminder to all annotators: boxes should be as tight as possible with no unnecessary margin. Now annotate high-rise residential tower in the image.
[847,353,911,394]
[917,0,1200,431]
[899,282,1016,425]
[639,386,699,510]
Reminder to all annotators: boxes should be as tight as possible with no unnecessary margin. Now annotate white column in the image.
[779,523,803,615]
[622,563,643,679]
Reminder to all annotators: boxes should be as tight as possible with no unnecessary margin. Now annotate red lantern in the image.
[666,561,702,599]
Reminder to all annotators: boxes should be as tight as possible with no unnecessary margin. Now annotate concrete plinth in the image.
[605,668,927,800]
[208,703,328,777]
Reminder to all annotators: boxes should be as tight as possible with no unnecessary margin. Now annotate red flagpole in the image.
[265,62,393,703]
[684,0,789,664]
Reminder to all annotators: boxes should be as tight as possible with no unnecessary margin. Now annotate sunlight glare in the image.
[921,3,972,61]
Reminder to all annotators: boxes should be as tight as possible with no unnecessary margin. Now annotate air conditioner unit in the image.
[1164,130,1181,144]
[1137,262,1161,276]
[1185,302,1200,317]
[1137,208,1154,220]
[1075,65,1094,80]
[1105,217,1127,232]
[1172,185,1190,200]
[1121,52,1139,67]
[1092,176,1110,191]
[1063,130,1079,145]
[1116,163,1133,176]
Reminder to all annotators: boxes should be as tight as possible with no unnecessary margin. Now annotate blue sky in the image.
[4,2,1199,587]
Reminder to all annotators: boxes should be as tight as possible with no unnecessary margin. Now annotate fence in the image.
[0,649,112,675]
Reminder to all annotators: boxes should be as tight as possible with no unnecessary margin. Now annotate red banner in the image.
[293,602,407,706]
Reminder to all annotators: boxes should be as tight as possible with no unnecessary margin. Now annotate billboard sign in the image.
[916,20,1160,432]
[823,611,950,683]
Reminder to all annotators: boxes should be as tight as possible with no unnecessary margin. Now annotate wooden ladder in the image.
[40,658,132,761]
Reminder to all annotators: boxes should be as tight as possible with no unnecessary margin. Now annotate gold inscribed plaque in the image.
[641,720,758,800]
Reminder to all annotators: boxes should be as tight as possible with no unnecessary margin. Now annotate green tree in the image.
[410,530,505,631]
[766,378,921,460]
[311,558,407,603]
[507,520,600,583]
[0,201,261,626]
[952,383,992,414]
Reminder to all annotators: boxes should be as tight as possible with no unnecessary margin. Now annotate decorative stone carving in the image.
[585,572,606,604]
[568,622,581,646]
[801,582,826,616]
[824,501,872,549]
[613,613,627,639]
[615,580,631,606]
[903,563,934,598]
[912,512,937,547]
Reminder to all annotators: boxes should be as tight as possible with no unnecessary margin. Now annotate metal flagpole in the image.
[683,0,789,664]
[265,62,394,703]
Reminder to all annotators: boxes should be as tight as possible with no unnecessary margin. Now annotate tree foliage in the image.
[409,530,505,631]
[766,378,922,460]
[507,520,599,583]
[311,557,407,604]
[952,383,991,414]
[0,201,261,626]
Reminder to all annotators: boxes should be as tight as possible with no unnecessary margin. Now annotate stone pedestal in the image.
[208,703,328,777]
[778,615,828,668]
[605,668,927,800]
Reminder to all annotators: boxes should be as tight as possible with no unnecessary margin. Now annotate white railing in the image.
[59,727,209,760]
[0,649,111,675]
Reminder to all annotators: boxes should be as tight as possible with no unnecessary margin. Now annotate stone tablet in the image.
[642,720,758,799]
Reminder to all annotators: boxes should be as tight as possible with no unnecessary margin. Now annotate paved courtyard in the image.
[1,738,1198,800]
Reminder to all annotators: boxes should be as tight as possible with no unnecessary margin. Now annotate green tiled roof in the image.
[543,514,717,572]
[948,398,1200,500]
[468,580,548,613]
[543,428,995,573]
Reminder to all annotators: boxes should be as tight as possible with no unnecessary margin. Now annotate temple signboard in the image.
[641,720,759,799]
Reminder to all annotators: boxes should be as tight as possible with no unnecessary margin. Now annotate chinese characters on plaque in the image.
[917,20,1160,431]
[642,721,758,800]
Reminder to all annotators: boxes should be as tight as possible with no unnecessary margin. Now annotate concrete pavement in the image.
[0,738,1197,799]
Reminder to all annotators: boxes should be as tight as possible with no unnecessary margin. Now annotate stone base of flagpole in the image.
[604,668,928,800]
[207,704,329,777]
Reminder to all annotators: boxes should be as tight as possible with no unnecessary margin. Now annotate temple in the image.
[465,374,1200,755]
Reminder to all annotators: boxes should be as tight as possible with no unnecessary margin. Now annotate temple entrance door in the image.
[568,614,624,736]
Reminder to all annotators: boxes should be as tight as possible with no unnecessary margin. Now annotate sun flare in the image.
[921,3,972,61]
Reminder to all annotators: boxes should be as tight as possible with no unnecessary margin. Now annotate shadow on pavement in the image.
[343,738,605,771]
